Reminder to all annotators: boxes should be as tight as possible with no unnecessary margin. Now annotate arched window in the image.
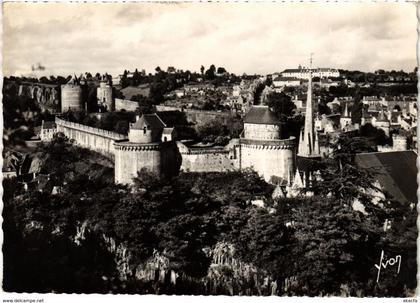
[143,126,147,134]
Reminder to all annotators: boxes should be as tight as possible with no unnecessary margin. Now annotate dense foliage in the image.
[3,135,416,296]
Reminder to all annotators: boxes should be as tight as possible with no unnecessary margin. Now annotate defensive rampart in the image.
[155,105,236,126]
[115,98,139,112]
[176,142,236,172]
[55,117,127,158]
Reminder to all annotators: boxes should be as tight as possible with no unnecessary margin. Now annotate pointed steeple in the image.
[298,54,319,158]
[343,102,350,117]
[377,107,389,122]
[292,169,304,188]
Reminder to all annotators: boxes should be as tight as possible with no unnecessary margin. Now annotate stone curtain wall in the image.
[55,117,127,157]
[176,142,235,173]
[155,105,234,126]
[115,98,139,112]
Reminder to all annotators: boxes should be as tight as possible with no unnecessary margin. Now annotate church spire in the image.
[343,102,349,117]
[298,54,319,158]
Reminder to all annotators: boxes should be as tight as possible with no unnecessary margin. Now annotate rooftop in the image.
[355,151,417,204]
[131,113,166,130]
[243,105,280,125]
[273,76,301,82]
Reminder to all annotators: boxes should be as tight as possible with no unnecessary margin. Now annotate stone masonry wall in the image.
[177,142,235,173]
[55,117,127,158]
[115,98,139,112]
[239,139,295,182]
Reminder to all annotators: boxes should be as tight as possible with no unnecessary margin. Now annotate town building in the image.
[340,103,352,130]
[272,76,301,88]
[355,151,417,206]
[40,120,57,141]
[281,67,340,79]
[315,114,338,134]
[372,109,391,137]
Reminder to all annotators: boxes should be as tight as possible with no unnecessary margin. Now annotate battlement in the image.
[114,142,162,151]
[55,117,127,140]
[180,147,230,155]
[240,137,296,150]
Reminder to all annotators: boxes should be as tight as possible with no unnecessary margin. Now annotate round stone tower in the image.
[114,114,180,185]
[97,75,114,111]
[239,105,296,183]
[61,75,84,112]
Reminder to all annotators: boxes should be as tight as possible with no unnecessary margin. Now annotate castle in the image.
[112,105,296,185]
[52,72,327,186]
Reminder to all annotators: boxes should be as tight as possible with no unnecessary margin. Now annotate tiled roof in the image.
[355,151,417,204]
[243,106,280,125]
[131,113,166,130]
[162,127,174,135]
[376,110,389,122]
[283,69,303,73]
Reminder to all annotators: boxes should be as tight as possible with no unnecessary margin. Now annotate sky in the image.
[3,2,418,77]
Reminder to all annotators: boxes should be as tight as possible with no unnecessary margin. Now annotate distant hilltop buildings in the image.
[114,104,296,185]
[281,66,340,79]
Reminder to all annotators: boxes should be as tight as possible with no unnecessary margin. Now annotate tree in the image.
[351,87,363,124]
[359,123,389,146]
[205,65,216,80]
[200,65,205,75]
[307,135,378,203]
[216,67,227,75]
[197,120,227,141]
[283,196,384,296]
[266,92,296,120]
[120,70,129,88]
[114,120,129,135]
[131,94,153,114]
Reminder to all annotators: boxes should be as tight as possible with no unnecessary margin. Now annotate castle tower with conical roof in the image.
[238,105,296,183]
[114,113,180,184]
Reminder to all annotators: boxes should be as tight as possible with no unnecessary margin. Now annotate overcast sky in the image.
[3,2,418,77]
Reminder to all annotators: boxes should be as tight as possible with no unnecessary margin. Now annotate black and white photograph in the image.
[1,1,418,300]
